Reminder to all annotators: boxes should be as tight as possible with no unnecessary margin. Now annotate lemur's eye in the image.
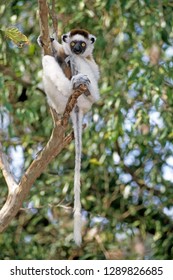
[81,42,86,47]
[70,42,75,47]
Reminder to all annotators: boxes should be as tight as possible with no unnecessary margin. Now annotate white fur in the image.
[42,55,71,114]
[42,55,99,114]
[71,109,83,246]
[41,31,100,245]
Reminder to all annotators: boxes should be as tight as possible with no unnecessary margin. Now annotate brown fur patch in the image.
[70,29,89,39]
[52,43,72,80]
[86,55,92,61]
[55,52,72,80]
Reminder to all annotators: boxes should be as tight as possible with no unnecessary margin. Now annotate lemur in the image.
[38,29,100,245]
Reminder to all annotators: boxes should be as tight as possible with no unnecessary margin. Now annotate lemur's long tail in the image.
[71,106,83,246]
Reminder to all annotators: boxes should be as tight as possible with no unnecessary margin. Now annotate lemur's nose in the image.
[73,42,82,54]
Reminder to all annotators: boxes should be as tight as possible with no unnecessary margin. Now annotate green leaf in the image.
[4,27,29,47]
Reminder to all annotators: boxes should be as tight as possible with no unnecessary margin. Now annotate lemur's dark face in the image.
[70,40,86,55]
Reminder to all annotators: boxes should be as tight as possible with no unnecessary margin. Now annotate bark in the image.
[38,0,52,55]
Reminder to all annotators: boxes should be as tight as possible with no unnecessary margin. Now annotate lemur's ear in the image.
[62,34,68,42]
[89,34,96,44]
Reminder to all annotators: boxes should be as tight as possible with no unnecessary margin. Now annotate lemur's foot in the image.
[72,73,90,89]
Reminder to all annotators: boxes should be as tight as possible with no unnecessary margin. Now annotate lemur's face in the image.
[70,40,87,55]
[62,29,96,57]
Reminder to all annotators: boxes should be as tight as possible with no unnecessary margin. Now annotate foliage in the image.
[1,0,173,259]
[2,26,29,47]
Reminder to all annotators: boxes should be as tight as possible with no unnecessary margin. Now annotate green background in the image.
[1,0,173,259]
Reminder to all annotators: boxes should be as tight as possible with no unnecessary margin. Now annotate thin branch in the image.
[164,80,173,89]
[0,64,31,88]
[115,140,161,196]
[49,0,58,39]
[0,64,45,94]
[115,140,145,188]
[38,0,52,55]
[0,143,18,193]
[62,84,90,125]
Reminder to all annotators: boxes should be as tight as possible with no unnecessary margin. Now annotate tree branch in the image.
[1,88,89,232]
[0,143,18,193]
[0,0,90,233]
[0,64,31,88]
[62,84,90,125]
[0,82,88,232]
[0,64,45,94]
[38,0,52,55]
[115,140,161,196]
[49,0,58,40]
